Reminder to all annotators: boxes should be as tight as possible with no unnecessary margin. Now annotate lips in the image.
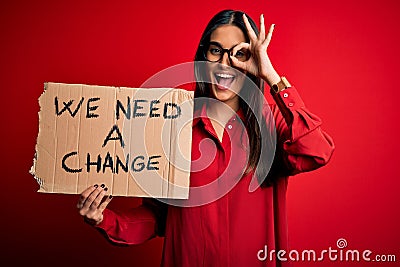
[214,72,236,90]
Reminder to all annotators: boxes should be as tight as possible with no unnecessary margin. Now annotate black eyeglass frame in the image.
[201,41,250,63]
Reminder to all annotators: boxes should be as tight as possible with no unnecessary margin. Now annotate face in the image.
[206,25,247,109]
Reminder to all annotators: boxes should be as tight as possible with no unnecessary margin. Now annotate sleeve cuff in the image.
[95,208,115,231]
[271,86,322,142]
[274,87,305,111]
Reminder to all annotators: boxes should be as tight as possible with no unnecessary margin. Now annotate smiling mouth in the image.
[214,72,236,90]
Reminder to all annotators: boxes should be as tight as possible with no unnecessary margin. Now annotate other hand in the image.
[77,184,112,225]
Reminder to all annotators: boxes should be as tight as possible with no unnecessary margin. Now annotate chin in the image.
[210,84,238,103]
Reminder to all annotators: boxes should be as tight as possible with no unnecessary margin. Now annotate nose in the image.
[220,52,231,66]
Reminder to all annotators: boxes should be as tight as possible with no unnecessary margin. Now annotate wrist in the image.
[83,214,104,226]
[261,68,280,86]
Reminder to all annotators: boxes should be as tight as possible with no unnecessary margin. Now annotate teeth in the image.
[215,73,234,79]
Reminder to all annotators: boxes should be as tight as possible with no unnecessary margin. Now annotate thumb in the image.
[230,56,248,72]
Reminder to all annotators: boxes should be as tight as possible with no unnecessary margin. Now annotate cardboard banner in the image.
[30,82,194,199]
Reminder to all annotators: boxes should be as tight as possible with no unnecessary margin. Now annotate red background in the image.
[1,0,399,266]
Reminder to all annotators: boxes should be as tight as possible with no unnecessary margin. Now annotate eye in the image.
[209,46,222,55]
[234,50,245,58]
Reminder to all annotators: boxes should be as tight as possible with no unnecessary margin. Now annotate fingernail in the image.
[104,187,108,191]
[94,184,98,188]
[100,184,105,188]
[109,195,113,199]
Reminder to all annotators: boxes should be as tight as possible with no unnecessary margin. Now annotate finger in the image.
[98,195,113,213]
[80,185,105,213]
[77,184,98,209]
[263,24,275,47]
[232,42,250,52]
[242,14,257,42]
[89,187,108,211]
[259,14,266,40]
[232,42,250,56]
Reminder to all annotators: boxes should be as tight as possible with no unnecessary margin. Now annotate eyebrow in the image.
[208,41,241,50]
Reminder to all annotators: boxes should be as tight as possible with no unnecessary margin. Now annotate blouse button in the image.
[283,92,289,98]
[227,124,233,130]
[288,102,294,107]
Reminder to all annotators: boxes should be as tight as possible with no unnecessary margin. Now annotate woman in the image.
[77,10,334,267]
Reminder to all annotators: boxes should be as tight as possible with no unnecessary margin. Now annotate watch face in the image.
[272,84,280,93]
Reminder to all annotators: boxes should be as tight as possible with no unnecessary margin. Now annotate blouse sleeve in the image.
[268,86,335,175]
[94,198,168,245]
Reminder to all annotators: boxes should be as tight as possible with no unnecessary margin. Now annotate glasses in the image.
[203,41,250,63]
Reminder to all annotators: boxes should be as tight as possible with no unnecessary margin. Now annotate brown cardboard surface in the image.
[30,82,193,199]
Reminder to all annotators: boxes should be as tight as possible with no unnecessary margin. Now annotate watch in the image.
[271,77,291,93]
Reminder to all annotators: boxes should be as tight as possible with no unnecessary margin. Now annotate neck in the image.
[207,98,239,126]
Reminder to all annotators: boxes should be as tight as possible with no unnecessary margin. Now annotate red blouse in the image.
[95,87,335,267]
